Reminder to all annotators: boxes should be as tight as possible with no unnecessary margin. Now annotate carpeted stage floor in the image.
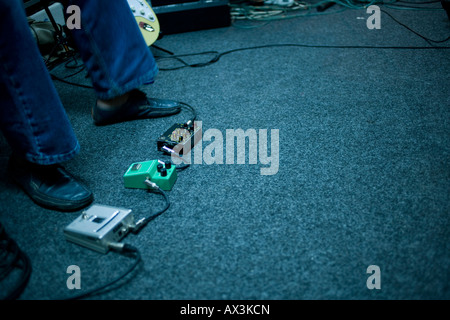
[1,0,449,301]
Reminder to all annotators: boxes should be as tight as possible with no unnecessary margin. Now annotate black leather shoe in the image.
[8,156,93,212]
[442,0,450,20]
[92,89,182,126]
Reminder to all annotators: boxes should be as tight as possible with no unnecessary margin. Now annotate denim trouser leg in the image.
[0,0,79,165]
[0,0,158,165]
[67,0,159,100]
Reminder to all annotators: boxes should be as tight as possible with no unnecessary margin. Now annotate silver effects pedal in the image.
[64,204,135,254]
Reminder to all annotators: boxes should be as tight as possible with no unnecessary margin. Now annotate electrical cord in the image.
[130,180,171,234]
[155,38,449,71]
[229,1,449,35]
[179,102,198,122]
[65,175,175,299]
[63,243,141,300]
[53,38,450,78]
[380,8,450,43]
[230,0,356,23]
[174,162,191,171]
[0,224,141,300]
[47,2,448,79]
[1,181,170,300]
[397,0,440,3]
[50,72,93,89]
[0,223,32,300]
[155,3,450,70]
[62,176,174,300]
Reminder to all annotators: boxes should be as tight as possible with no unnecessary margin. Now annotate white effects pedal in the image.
[64,204,135,254]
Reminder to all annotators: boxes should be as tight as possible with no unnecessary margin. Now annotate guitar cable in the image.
[63,243,141,300]
[63,182,172,300]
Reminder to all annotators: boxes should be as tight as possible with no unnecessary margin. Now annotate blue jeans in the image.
[0,0,158,165]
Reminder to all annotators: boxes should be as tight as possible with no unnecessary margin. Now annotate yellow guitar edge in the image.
[135,16,160,46]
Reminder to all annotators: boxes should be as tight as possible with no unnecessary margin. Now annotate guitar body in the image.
[127,0,160,46]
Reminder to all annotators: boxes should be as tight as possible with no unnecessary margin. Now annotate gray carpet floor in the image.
[1,1,449,300]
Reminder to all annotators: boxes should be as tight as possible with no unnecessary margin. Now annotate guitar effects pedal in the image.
[157,120,201,156]
[123,159,177,191]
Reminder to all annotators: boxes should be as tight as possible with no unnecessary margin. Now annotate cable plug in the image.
[129,217,147,234]
[144,179,160,190]
[108,242,125,252]
[108,242,138,253]
[161,145,176,154]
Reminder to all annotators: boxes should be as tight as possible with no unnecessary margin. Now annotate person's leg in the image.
[67,0,181,125]
[0,0,79,165]
[68,0,158,99]
[0,0,93,211]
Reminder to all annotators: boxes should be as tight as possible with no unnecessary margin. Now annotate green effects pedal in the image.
[123,160,177,191]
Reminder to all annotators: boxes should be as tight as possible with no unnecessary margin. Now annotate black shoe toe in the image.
[8,156,93,212]
[92,89,182,126]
